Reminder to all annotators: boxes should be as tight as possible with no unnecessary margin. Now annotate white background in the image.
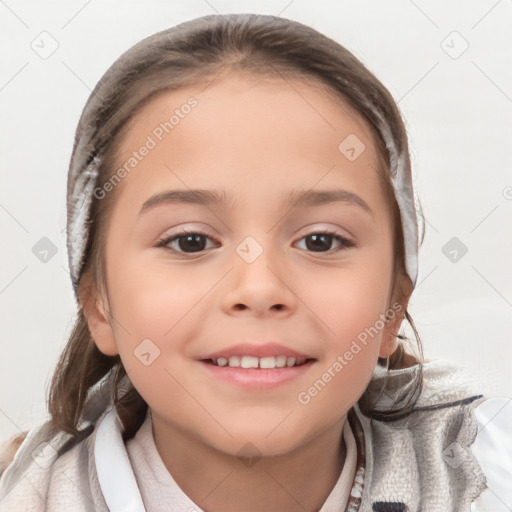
[1,0,511,440]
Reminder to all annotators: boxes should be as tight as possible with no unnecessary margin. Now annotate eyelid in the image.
[294,222,359,248]
[294,223,355,243]
[155,223,217,242]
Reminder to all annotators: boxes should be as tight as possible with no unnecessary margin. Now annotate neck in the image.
[151,414,347,512]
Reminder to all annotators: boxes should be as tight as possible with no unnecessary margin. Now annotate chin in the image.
[203,424,310,460]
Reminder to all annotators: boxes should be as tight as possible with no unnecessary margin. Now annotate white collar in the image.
[94,407,147,511]
[94,405,357,512]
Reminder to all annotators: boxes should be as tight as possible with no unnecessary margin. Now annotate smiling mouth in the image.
[203,355,315,369]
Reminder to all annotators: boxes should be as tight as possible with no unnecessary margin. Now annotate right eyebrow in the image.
[139,189,232,215]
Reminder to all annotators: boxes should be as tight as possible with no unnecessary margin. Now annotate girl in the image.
[0,13,510,512]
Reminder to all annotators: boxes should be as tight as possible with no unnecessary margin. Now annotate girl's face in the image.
[84,72,408,456]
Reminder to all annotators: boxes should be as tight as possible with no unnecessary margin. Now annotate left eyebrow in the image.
[284,189,374,218]
[139,188,374,218]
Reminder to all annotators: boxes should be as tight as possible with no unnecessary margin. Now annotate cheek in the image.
[107,253,208,337]
[105,262,206,413]
[305,257,393,342]
[310,254,394,405]
[294,272,390,423]
[105,255,217,396]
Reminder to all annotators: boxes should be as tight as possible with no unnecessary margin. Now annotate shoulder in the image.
[0,412,108,512]
[366,357,498,410]
[356,358,510,510]
[0,431,29,477]
[471,396,512,511]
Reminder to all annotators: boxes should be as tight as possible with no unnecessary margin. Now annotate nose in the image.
[220,238,297,317]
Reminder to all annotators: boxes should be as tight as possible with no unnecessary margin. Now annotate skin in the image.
[81,71,412,512]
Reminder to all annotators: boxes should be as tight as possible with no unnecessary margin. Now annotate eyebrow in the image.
[139,188,374,218]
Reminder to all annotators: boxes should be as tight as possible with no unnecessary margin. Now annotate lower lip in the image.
[199,360,316,390]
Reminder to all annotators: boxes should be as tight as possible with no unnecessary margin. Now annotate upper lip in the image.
[198,342,314,360]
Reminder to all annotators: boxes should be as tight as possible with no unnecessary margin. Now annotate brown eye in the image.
[296,231,355,253]
[157,231,219,254]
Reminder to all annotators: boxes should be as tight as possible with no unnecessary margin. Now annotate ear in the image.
[78,273,119,357]
[378,273,413,359]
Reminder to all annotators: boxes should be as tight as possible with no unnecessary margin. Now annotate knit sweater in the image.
[0,359,510,511]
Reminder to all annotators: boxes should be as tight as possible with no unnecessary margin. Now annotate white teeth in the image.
[259,356,276,369]
[211,355,308,368]
[275,355,287,368]
[228,356,241,367]
[241,356,259,368]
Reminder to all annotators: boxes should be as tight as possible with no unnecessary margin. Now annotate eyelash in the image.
[155,229,356,255]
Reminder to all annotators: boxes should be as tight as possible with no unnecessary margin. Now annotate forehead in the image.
[110,72,388,212]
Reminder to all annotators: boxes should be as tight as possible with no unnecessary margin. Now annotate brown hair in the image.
[4,13,425,462]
